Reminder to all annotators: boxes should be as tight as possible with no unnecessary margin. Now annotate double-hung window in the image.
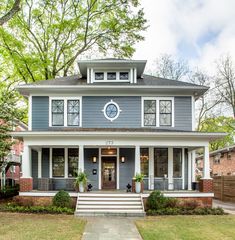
[50,97,81,127]
[142,97,174,127]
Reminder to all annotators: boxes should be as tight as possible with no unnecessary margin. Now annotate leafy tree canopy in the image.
[0,0,147,84]
[199,116,235,151]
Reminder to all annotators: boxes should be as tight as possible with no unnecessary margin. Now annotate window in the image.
[52,100,64,126]
[107,72,116,80]
[159,100,172,126]
[52,148,65,177]
[154,148,168,177]
[50,98,81,127]
[140,148,149,177]
[67,100,80,126]
[144,100,156,126]
[120,72,129,80]
[142,97,174,127]
[173,148,182,177]
[95,72,104,80]
[68,148,78,177]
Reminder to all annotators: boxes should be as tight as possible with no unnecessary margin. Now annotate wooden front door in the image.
[102,157,116,189]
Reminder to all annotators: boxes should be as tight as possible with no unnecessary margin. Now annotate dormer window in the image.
[95,72,104,80]
[107,72,116,80]
[92,70,131,82]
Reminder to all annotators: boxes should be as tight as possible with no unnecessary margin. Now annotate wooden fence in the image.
[213,176,235,202]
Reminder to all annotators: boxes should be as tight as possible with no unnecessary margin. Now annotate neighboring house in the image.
[12,59,225,193]
[196,145,235,177]
[0,120,26,188]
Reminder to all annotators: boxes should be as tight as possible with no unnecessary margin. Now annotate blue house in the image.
[13,59,224,196]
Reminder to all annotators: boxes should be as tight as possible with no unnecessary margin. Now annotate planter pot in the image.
[79,182,85,193]
[135,182,141,193]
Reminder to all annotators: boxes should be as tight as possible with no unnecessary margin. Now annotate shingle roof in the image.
[22,74,206,88]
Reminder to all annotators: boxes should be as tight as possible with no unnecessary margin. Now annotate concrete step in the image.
[78,201,141,205]
[77,205,142,209]
[78,197,141,201]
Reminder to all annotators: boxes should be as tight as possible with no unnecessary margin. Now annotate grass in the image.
[0,212,86,240]
[136,215,235,240]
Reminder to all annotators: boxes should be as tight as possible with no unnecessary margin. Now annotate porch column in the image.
[38,148,42,178]
[182,148,185,190]
[168,147,174,190]
[188,151,192,190]
[22,145,31,178]
[64,147,68,178]
[79,145,84,172]
[191,150,196,182]
[135,145,140,174]
[149,147,154,190]
[203,145,210,179]
[49,148,52,178]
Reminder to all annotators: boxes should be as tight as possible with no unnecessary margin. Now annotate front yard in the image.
[0,212,86,240]
[136,216,235,240]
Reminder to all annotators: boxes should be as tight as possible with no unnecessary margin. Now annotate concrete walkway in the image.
[82,217,142,240]
[213,199,235,214]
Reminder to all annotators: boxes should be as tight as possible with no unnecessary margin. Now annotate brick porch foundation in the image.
[199,179,213,193]
[19,178,33,192]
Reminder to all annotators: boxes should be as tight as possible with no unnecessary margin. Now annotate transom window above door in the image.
[49,97,81,127]
[142,97,174,127]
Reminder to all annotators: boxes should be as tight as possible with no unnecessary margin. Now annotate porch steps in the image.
[75,193,145,217]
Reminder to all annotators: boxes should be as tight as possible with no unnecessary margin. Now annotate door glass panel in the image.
[103,162,115,182]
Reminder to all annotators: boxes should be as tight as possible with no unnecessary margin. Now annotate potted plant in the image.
[133,173,144,193]
[75,171,87,193]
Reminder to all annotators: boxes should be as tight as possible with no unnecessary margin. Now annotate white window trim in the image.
[49,97,82,127]
[141,97,175,127]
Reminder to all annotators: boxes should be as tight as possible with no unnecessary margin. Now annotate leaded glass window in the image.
[159,100,172,126]
[154,148,168,177]
[144,100,156,126]
[67,100,80,126]
[68,148,79,177]
[140,148,149,177]
[52,100,64,126]
[95,72,104,80]
[107,72,116,80]
[52,148,65,177]
[173,148,182,177]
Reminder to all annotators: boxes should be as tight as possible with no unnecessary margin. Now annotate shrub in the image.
[0,185,19,199]
[181,200,200,210]
[52,190,71,208]
[165,198,179,208]
[146,190,169,210]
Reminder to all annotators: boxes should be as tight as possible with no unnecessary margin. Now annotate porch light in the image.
[121,156,125,163]
[92,156,97,163]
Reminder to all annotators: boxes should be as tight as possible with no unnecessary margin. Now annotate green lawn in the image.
[136,216,235,240]
[0,212,86,240]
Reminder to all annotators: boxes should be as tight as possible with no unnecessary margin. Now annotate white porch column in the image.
[135,145,141,174]
[22,145,32,178]
[49,148,52,178]
[191,150,196,182]
[64,147,68,178]
[182,148,185,190]
[203,145,211,179]
[188,151,192,190]
[79,145,84,172]
[38,149,42,178]
[149,147,154,190]
[168,147,174,190]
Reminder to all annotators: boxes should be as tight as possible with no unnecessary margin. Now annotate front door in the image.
[102,157,116,189]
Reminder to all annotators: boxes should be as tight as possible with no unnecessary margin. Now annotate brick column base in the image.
[20,178,33,192]
[199,179,213,193]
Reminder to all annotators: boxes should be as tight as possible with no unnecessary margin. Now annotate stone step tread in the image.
[75,209,144,212]
[78,194,140,197]
[77,205,142,209]
[78,197,141,201]
[77,201,141,205]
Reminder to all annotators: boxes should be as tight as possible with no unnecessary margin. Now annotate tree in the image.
[0,0,21,26]
[153,54,189,80]
[199,116,235,151]
[188,70,222,130]
[215,55,235,117]
[0,0,147,84]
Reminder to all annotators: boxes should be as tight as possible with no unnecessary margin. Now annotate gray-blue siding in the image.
[31,96,192,131]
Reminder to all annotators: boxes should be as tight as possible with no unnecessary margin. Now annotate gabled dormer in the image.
[78,58,147,84]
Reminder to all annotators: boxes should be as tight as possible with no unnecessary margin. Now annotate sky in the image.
[134,0,235,74]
